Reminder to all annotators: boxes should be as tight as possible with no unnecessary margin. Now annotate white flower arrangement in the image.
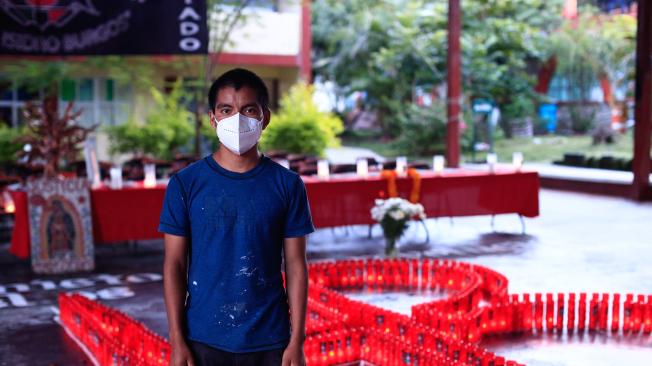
[371,197,426,222]
[370,197,426,257]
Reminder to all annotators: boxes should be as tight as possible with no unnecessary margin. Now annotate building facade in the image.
[0,0,311,162]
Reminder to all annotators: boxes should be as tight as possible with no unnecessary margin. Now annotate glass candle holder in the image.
[317,159,330,180]
[143,164,156,188]
[433,155,445,174]
[356,158,369,178]
[512,152,524,172]
[2,191,15,213]
[278,159,290,169]
[486,153,497,173]
[110,167,123,189]
[395,156,408,177]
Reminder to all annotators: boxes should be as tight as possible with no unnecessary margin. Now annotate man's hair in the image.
[208,68,270,111]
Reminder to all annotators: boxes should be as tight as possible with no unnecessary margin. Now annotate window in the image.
[78,79,94,101]
[59,78,132,127]
[0,76,132,127]
[548,74,604,103]
[0,77,42,127]
[218,0,279,11]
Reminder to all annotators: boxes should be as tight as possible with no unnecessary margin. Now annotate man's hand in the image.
[170,339,195,366]
[281,341,306,366]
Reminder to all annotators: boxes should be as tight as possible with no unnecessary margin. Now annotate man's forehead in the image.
[216,85,259,103]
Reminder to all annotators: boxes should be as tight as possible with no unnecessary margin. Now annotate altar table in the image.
[9,169,539,258]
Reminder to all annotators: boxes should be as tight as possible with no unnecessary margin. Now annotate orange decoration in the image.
[407,168,421,204]
[380,170,398,198]
[380,169,421,204]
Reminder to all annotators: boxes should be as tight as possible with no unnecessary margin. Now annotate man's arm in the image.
[282,235,308,362]
[163,233,194,366]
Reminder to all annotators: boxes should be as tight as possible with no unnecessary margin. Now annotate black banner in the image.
[0,0,208,55]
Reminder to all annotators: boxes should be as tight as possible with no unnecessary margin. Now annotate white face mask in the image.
[214,113,263,155]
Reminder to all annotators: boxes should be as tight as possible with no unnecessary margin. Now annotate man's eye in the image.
[220,108,230,114]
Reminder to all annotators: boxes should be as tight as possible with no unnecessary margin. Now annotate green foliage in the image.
[2,56,164,98]
[3,61,74,96]
[392,103,447,157]
[0,124,27,164]
[313,0,564,137]
[104,81,194,160]
[568,105,596,134]
[549,6,636,102]
[259,84,344,156]
[390,102,475,158]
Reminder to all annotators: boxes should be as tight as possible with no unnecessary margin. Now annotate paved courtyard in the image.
[1,189,651,365]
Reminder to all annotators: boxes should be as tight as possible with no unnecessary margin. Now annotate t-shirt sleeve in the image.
[158,174,190,237]
[284,175,316,238]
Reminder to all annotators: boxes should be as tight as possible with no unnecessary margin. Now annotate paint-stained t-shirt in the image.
[158,153,315,352]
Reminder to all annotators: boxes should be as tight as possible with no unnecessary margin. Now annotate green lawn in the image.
[342,132,635,164]
[487,133,634,164]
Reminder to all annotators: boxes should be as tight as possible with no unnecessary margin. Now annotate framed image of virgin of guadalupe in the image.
[26,178,94,274]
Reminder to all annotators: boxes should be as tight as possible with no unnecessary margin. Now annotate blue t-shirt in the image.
[158,153,315,352]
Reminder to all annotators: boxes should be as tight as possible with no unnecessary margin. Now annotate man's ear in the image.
[261,107,271,130]
[208,110,217,129]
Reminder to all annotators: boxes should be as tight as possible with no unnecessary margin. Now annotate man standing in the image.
[159,68,314,366]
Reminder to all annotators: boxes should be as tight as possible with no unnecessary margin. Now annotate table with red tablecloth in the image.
[9,184,167,259]
[9,169,539,258]
[303,169,539,227]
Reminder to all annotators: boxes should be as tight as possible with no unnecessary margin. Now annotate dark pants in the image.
[187,339,285,366]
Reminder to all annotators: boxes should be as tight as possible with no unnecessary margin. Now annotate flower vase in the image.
[385,237,398,257]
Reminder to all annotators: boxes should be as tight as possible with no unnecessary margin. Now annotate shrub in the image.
[105,80,193,160]
[0,124,26,164]
[259,83,343,156]
[392,103,447,157]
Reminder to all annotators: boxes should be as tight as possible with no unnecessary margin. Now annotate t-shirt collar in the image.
[204,152,269,180]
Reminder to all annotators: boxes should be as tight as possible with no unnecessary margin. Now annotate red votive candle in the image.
[644,295,652,334]
[632,295,644,334]
[578,293,587,332]
[623,294,633,333]
[567,293,576,333]
[534,293,543,332]
[599,293,609,331]
[611,293,620,333]
[545,293,554,332]
[556,293,565,332]
[588,295,599,332]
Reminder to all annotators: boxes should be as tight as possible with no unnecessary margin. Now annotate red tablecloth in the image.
[304,170,539,227]
[9,183,167,259]
[9,169,539,259]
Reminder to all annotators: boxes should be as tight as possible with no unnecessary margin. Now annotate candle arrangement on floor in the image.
[59,258,652,366]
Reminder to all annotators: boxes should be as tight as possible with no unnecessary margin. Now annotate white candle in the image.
[356,158,369,178]
[2,191,15,213]
[110,167,123,189]
[433,155,445,174]
[317,159,330,180]
[487,153,497,173]
[396,156,408,177]
[512,152,524,172]
[143,164,157,188]
[278,159,290,169]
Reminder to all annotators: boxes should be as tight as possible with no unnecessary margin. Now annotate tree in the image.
[548,5,636,105]
[312,0,565,138]
[17,98,94,177]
